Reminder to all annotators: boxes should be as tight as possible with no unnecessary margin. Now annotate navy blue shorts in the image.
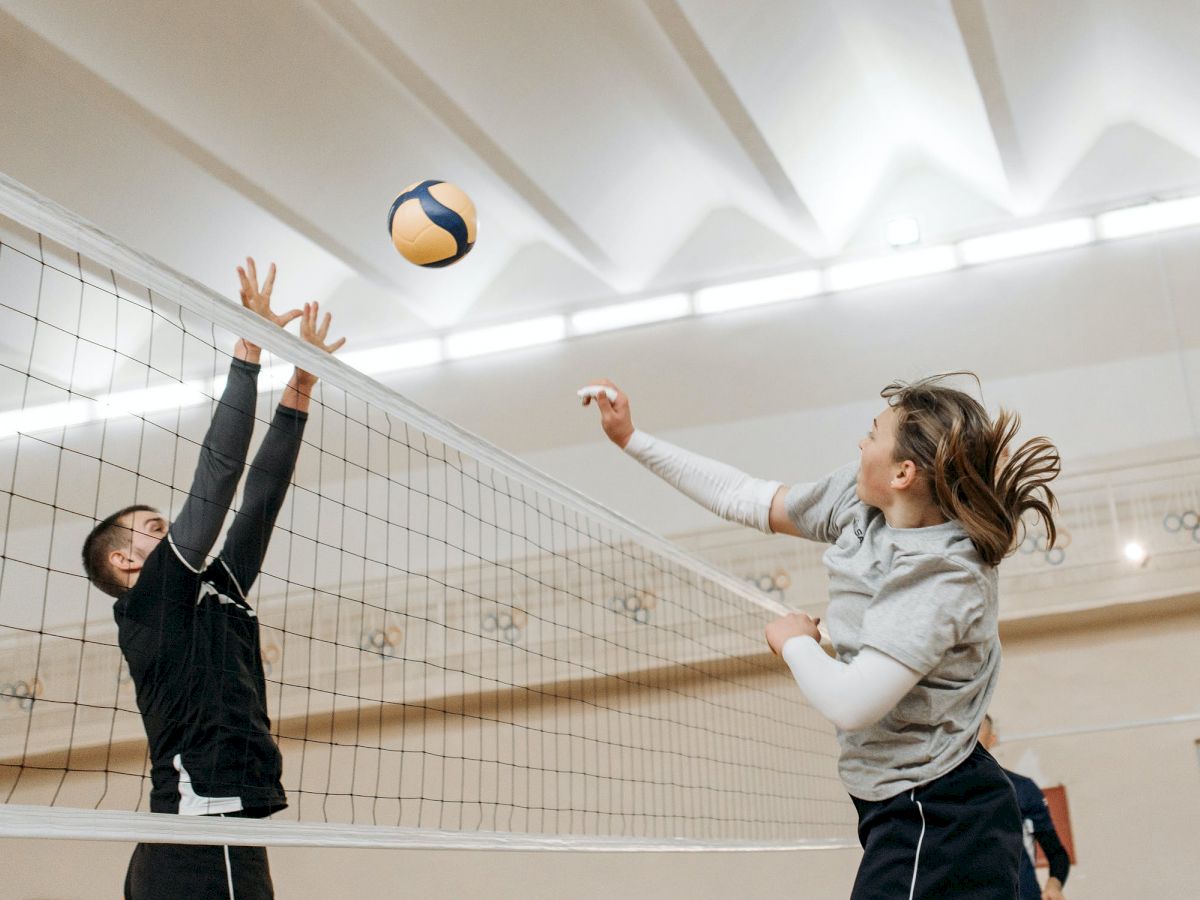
[849,743,1022,899]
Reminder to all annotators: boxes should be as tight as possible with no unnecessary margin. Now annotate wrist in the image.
[235,339,262,364]
[622,429,650,454]
[781,633,818,658]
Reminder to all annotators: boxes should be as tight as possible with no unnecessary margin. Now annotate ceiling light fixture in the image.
[445,316,566,360]
[958,218,1095,265]
[1096,196,1200,240]
[885,216,921,248]
[0,398,96,439]
[569,293,690,335]
[825,246,958,293]
[9,192,1200,439]
[1123,541,1148,565]
[97,381,210,418]
[341,338,444,374]
[694,271,822,315]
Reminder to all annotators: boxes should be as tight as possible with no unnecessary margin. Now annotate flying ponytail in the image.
[881,374,1060,567]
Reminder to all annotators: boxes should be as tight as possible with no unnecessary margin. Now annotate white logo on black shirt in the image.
[197,581,256,618]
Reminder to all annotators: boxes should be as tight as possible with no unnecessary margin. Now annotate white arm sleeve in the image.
[780,638,923,732]
[623,430,781,534]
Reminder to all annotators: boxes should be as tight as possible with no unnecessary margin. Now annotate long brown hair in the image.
[881,374,1060,567]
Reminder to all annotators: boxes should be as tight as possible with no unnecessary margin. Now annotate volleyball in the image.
[387,179,477,267]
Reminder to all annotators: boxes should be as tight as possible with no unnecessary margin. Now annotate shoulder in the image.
[119,539,202,620]
[783,461,863,539]
[885,548,986,590]
[891,534,993,595]
[1005,769,1043,798]
[785,462,859,506]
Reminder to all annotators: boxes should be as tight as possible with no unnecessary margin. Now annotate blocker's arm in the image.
[167,358,259,570]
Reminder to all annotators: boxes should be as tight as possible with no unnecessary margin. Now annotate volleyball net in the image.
[0,174,853,850]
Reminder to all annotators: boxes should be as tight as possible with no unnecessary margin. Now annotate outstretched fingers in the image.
[300,301,345,354]
[237,265,252,307]
[260,262,276,299]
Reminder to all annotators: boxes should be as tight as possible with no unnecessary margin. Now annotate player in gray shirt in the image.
[583,373,1060,899]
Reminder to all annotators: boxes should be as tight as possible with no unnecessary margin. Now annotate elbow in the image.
[826,701,892,733]
[827,708,881,733]
[828,715,857,732]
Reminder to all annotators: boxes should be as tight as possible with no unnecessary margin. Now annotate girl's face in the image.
[856,406,901,508]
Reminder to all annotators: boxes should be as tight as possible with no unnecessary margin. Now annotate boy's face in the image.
[109,509,168,583]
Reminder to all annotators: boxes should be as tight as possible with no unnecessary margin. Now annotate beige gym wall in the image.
[5,593,1198,898]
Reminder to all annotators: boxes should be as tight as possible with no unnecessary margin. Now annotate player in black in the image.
[81,259,344,900]
[980,714,1071,900]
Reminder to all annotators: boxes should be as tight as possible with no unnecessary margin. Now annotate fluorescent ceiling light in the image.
[886,216,921,248]
[341,338,444,374]
[2,381,212,439]
[98,381,209,417]
[445,316,566,360]
[0,398,96,439]
[1096,196,1200,239]
[958,218,1095,265]
[694,271,822,315]
[825,246,958,293]
[570,293,690,335]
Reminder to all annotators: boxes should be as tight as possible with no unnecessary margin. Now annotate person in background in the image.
[980,713,1071,900]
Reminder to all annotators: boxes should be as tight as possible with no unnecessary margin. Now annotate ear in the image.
[890,459,919,490]
[108,547,137,574]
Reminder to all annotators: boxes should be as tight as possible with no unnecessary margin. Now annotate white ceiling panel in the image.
[1,0,1197,414]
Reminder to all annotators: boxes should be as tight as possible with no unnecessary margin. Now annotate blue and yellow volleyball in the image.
[387,180,477,267]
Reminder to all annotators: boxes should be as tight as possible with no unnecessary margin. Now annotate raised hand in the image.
[765,612,821,656]
[582,378,635,449]
[235,258,302,360]
[238,258,301,326]
[293,301,346,391]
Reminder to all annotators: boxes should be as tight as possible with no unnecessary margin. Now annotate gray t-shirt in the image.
[785,462,1000,801]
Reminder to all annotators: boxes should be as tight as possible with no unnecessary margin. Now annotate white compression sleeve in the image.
[623,430,781,534]
[780,638,923,732]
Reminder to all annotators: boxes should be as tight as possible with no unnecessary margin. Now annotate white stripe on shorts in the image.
[909,788,926,900]
[220,813,237,900]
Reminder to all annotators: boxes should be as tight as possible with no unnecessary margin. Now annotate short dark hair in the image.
[983,713,994,728]
[82,505,158,598]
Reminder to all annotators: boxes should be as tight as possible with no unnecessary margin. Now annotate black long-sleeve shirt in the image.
[114,358,306,815]
[1006,767,1071,899]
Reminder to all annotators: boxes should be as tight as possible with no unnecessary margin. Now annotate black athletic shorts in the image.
[849,742,1022,900]
[123,813,274,900]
